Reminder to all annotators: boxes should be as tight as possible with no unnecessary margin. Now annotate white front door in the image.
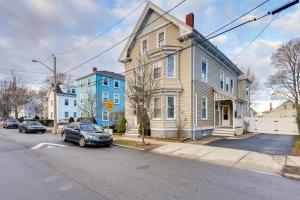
[222,105,230,127]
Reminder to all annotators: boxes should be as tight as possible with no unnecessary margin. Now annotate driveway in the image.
[206,133,296,155]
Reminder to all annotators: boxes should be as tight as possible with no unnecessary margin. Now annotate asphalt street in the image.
[0,127,299,200]
[207,133,296,155]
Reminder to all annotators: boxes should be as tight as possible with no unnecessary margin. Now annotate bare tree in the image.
[46,73,73,88]
[126,56,159,144]
[0,80,12,117]
[266,38,300,120]
[240,66,259,101]
[77,87,97,123]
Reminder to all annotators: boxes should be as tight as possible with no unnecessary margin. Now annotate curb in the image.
[282,173,300,180]
[113,144,144,151]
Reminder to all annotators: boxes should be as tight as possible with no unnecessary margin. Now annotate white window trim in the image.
[166,55,176,78]
[114,93,120,104]
[230,78,234,94]
[225,77,229,92]
[102,92,109,103]
[153,97,162,120]
[103,78,109,87]
[102,111,108,121]
[141,37,148,55]
[156,29,165,48]
[153,61,162,80]
[220,71,225,90]
[201,96,208,120]
[114,80,120,88]
[166,96,176,120]
[201,58,208,83]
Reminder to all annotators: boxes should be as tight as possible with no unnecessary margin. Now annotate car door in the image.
[72,123,81,142]
[64,123,74,140]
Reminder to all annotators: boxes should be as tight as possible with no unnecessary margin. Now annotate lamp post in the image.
[32,54,57,134]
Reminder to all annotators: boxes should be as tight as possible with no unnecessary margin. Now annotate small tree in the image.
[138,113,150,140]
[69,117,75,123]
[176,111,187,138]
[33,115,40,120]
[117,117,127,135]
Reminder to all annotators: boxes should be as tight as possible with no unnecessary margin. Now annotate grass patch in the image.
[113,140,161,151]
[292,135,300,156]
[282,165,300,176]
[145,136,183,143]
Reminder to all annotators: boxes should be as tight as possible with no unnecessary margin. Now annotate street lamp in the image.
[32,54,57,134]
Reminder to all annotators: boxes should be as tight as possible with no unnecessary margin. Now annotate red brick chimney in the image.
[92,67,97,72]
[269,102,273,112]
[185,13,194,28]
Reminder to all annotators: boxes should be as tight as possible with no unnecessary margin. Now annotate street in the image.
[0,127,299,200]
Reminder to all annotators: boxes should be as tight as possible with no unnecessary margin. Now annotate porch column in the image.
[213,100,215,127]
[232,100,236,128]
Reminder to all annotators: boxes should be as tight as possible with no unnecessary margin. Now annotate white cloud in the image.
[211,35,228,46]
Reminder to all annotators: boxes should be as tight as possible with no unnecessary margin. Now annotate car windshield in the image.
[8,119,17,122]
[91,124,103,133]
[80,124,95,132]
[27,121,42,126]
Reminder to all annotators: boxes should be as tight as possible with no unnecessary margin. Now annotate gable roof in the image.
[118,1,193,62]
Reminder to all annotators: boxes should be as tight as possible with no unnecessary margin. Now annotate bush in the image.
[68,117,75,123]
[33,115,40,120]
[18,117,24,122]
[117,117,127,135]
[39,119,54,127]
[138,114,151,136]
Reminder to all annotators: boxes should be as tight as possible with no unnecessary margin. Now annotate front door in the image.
[222,105,230,127]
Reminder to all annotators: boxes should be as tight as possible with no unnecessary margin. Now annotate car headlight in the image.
[85,135,98,140]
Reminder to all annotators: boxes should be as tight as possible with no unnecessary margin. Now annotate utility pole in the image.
[53,54,57,134]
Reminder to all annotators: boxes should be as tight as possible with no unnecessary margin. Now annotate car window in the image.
[67,123,74,128]
[27,121,42,126]
[91,124,103,133]
[80,124,94,132]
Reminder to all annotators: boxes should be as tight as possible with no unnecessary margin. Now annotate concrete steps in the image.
[212,128,235,137]
[125,129,139,138]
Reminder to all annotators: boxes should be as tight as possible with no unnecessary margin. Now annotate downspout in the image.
[192,41,195,140]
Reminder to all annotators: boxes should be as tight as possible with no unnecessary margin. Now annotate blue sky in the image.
[0,0,299,112]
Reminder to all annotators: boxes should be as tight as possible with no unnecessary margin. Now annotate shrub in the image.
[18,117,24,122]
[68,117,75,123]
[138,114,150,136]
[39,119,54,127]
[33,115,40,120]
[117,117,127,135]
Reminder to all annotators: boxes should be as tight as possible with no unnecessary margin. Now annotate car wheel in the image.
[25,129,28,134]
[19,129,22,133]
[62,133,67,142]
[79,137,86,148]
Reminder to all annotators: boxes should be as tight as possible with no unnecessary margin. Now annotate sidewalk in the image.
[114,135,300,176]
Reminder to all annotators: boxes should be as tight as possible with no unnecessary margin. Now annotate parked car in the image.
[3,118,19,128]
[18,121,46,133]
[62,122,113,147]
[57,120,68,134]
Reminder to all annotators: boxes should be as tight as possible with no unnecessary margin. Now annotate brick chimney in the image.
[269,102,273,112]
[92,67,97,72]
[185,13,194,28]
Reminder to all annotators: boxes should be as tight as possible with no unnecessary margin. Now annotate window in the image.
[102,92,109,103]
[64,112,69,118]
[246,86,249,96]
[74,100,77,106]
[114,93,120,104]
[153,62,162,79]
[141,38,148,54]
[215,104,219,111]
[201,59,207,82]
[225,77,229,92]
[157,31,165,47]
[230,78,234,93]
[201,97,208,119]
[167,55,175,78]
[167,96,175,119]
[102,111,108,121]
[74,112,77,118]
[72,89,75,93]
[103,78,109,86]
[114,80,120,88]
[65,99,69,106]
[153,97,161,119]
[80,94,83,104]
[67,88,71,93]
[220,72,224,90]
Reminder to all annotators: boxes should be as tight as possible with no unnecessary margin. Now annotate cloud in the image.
[211,35,228,46]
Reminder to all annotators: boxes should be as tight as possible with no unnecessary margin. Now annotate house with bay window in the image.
[119,2,251,138]
[75,68,125,126]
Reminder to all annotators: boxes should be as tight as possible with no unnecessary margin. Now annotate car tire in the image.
[62,133,67,142]
[79,136,86,148]
[25,129,28,134]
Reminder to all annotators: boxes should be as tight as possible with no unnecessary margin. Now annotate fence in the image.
[244,117,299,135]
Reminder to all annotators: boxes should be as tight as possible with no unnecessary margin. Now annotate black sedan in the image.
[62,122,113,147]
[3,119,19,128]
[18,121,46,133]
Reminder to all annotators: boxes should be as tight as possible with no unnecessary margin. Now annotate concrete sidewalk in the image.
[114,135,300,175]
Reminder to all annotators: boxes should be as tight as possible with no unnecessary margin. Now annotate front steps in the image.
[124,129,139,138]
[212,128,235,137]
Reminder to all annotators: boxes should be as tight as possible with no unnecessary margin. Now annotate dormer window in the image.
[141,38,148,55]
[157,31,165,48]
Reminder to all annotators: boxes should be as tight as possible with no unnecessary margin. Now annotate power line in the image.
[232,14,278,61]
[54,0,148,56]
[0,67,50,75]
[62,0,187,75]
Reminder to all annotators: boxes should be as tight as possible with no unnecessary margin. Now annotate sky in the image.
[0,0,299,112]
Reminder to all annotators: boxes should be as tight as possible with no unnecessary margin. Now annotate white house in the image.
[11,99,42,119]
[48,84,77,122]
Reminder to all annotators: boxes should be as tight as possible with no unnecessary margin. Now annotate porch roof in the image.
[213,88,236,101]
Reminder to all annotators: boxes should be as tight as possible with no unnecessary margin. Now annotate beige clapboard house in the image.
[119,2,251,139]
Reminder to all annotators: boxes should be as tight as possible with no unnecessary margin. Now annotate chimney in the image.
[269,102,273,112]
[92,67,97,72]
[185,13,194,28]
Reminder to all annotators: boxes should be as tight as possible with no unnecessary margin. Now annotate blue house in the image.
[76,68,125,126]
